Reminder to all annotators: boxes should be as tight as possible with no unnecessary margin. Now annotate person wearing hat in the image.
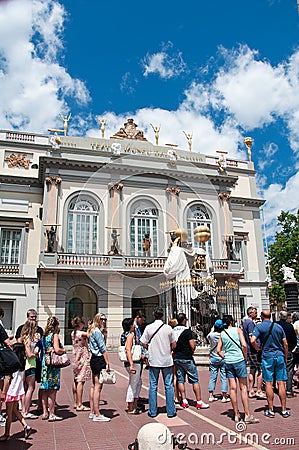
[207,320,229,402]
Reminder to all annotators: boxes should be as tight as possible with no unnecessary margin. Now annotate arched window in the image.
[187,204,213,256]
[130,200,158,256]
[67,196,99,254]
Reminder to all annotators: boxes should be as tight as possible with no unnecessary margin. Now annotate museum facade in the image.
[0,120,268,344]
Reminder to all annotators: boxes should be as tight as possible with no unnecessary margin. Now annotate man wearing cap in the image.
[207,319,229,402]
[277,310,297,397]
[173,312,209,410]
[251,310,289,418]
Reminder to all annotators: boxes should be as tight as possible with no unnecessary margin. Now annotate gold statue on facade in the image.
[150,123,161,145]
[48,113,71,136]
[183,131,193,152]
[96,116,107,138]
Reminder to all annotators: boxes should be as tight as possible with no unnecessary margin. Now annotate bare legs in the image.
[73,380,86,409]
[1,401,28,439]
[265,380,286,412]
[92,374,105,418]
[23,375,36,415]
[228,377,251,419]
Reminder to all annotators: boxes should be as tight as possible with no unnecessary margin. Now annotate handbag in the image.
[118,344,142,362]
[45,350,71,368]
[99,368,116,384]
[44,335,71,368]
[0,344,22,376]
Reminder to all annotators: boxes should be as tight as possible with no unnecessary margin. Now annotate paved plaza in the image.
[1,352,298,450]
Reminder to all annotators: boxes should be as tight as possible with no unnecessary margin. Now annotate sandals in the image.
[41,414,49,420]
[76,405,91,411]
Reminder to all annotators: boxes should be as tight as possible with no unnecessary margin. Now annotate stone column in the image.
[166,186,181,232]
[218,192,233,259]
[106,273,124,346]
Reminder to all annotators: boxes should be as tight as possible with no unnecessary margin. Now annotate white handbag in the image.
[99,368,116,384]
[118,344,142,362]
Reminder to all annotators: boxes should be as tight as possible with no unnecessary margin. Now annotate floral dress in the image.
[71,330,91,382]
[40,332,60,390]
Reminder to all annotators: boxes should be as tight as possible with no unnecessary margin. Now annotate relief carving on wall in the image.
[5,152,31,169]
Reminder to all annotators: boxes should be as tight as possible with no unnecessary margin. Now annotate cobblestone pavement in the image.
[1,353,298,450]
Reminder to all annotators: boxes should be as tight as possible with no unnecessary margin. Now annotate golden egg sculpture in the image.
[174,228,188,243]
[194,226,211,246]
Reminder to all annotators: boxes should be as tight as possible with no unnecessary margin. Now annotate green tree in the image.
[267,210,299,309]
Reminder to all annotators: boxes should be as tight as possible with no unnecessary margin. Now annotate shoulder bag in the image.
[256,321,274,363]
[118,333,142,362]
[0,344,22,376]
[44,336,71,368]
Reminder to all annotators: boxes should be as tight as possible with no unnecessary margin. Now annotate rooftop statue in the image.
[110,118,147,141]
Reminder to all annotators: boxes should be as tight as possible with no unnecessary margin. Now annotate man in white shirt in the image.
[140,307,177,418]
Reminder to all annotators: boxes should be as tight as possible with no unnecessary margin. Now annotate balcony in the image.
[39,252,242,275]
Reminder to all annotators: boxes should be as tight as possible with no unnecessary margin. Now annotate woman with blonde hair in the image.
[87,313,110,422]
[20,319,39,419]
[40,316,66,421]
[71,316,91,411]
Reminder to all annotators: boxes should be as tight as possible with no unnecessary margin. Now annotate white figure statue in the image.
[281,264,297,282]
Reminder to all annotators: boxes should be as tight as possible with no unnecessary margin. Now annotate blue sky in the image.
[0,0,298,241]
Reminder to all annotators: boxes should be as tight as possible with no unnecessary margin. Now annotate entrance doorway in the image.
[64,285,97,344]
[132,286,159,326]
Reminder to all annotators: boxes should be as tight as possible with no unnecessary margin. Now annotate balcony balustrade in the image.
[0,264,20,274]
[38,252,242,275]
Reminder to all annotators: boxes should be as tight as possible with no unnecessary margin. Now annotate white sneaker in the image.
[93,415,110,422]
[89,413,94,419]
[196,401,209,409]
[221,397,230,403]
[209,396,218,402]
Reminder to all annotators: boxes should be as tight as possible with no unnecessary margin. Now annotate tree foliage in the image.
[267,210,299,308]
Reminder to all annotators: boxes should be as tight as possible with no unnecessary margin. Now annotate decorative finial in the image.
[183,131,193,151]
[244,136,253,162]
[150,123,161,145]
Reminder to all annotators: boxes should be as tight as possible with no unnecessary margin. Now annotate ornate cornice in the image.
[230,196,265,207]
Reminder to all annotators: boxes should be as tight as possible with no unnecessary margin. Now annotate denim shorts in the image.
[225,360,247,379]
[174,359,199,384]
[262,355,287,382]
[25,367,36,378]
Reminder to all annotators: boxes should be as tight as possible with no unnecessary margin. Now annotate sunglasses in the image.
[100,318,107,321]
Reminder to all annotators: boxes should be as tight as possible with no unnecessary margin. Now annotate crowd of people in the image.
[0,304,298,442]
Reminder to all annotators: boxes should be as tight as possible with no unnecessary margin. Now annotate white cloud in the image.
[0,0,89,133]
[261,171,299,240]
[143,42,187,79]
